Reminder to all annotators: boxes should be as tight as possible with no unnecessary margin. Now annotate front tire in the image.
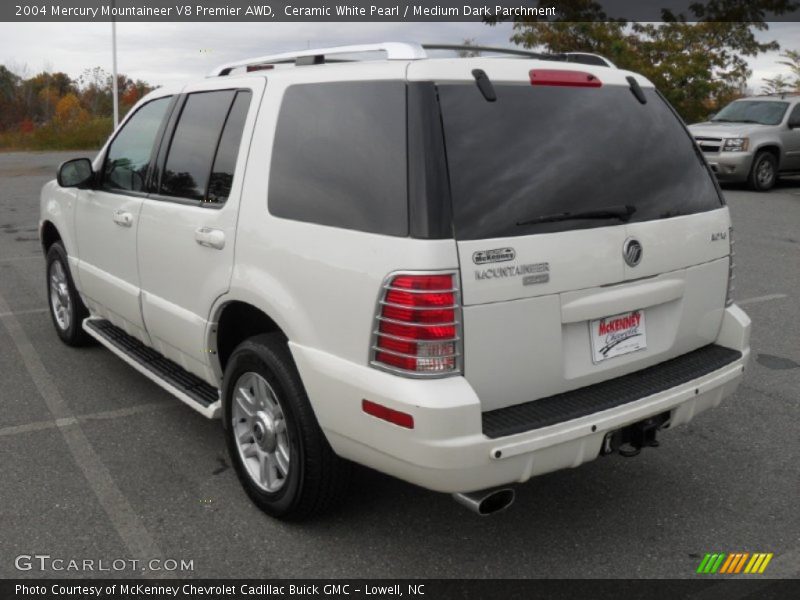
[222,333,349,520]
[46,242,92,346]
[748,151,777,191]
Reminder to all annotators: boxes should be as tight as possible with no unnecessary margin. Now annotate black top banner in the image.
[2,0,800,22]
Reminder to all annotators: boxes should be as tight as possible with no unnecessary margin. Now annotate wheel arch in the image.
[40,220,62,255]
[753,143,782,169]
[210,300,288,378]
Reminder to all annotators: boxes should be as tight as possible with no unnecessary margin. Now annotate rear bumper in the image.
[291,305,750,494]
[704,151,754,182]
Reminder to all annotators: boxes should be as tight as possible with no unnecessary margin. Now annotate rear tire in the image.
[46,242,92,346]
[222,333,349,520]
[748,151,777,191]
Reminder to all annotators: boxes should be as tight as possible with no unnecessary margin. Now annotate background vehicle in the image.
[39,43,750,520]
[689,94,800,191]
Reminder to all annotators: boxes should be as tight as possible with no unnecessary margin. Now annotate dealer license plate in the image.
[590,309,647,363]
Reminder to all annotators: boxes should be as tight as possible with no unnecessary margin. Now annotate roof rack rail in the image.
[558,52,617,68]
[210,42,426,76]
[422,45,616,68]
[422,44,548,59]
[210,42,617,77]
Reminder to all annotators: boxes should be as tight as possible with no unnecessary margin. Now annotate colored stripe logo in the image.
[696,552,773,574]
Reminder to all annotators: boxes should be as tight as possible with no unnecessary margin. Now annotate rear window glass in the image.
[268,81,407,236]
[438,84,723,240]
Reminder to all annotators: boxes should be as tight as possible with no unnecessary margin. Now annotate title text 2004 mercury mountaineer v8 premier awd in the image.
[40,43,750,519]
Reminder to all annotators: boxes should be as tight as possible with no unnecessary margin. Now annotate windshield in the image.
[712,100,788,126]
[437,83,723,240]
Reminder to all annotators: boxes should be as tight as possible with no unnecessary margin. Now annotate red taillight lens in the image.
[384,288,454,308]
[390,274,454,290]
[529,69,602,88]
[379,320,456,340]
[371,272,461,376]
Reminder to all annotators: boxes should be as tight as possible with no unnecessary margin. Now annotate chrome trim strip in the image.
[377,315,459,328]
[374,330,461,344]
[379,300,460,311]
[372,345,460,360]
[383,285,459,294]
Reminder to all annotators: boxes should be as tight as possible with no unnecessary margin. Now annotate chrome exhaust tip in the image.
[452,487,515,516]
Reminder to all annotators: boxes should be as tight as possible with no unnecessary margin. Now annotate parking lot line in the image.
[0,255,41,263]
[0,288,165,570]
[0,307,48,319]
[737,293,788,306]
[0,402,172,438]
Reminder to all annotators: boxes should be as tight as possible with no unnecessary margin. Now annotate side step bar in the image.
[83,317,221,419]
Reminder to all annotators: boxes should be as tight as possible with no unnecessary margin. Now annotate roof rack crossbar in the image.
[209,42,426,76]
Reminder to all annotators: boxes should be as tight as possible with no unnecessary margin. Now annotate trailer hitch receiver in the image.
[600,412,670,458]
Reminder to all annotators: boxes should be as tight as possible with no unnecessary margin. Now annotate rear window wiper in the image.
[517,205,636,227]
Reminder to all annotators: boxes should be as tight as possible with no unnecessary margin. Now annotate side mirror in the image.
[788,118,800,129]
[707,113,716,121]
[57,158,93,188]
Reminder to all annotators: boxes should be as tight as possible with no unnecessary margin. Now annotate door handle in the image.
[195,227,225,250]
[112,210,133,227]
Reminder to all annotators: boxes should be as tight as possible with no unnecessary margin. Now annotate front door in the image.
[74,96,173,341]
[781,103,800,171]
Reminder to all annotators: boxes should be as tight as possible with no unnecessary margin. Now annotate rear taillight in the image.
[371,272,461,377]
[726,227,735,306]
[529,69,602,87]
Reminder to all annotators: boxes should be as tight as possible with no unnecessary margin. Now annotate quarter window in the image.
[102,97,171,192]
[268,81,407,236]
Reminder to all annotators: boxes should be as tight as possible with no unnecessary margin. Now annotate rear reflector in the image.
[530,69,602,87]
[371,272,462,376]
[362,399,414,429]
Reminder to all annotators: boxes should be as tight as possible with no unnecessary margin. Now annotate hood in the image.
[688,121,770,138]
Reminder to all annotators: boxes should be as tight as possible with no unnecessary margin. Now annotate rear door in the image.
[136,80,262,381]
[419,63,731,412]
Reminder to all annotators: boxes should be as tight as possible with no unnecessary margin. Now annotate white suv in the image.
[40,43,751,519]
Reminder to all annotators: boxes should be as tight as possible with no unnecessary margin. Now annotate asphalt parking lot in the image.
[0,151,798,579]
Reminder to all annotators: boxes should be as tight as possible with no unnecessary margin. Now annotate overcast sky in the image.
[1,21,798,92]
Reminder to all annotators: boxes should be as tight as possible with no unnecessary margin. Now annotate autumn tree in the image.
[55,93,89,125]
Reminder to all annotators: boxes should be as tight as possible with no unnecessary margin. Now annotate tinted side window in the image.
[160,90,235,201]
[207,91,251,204]
[269,81,407,236]
[102,97,171,192]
